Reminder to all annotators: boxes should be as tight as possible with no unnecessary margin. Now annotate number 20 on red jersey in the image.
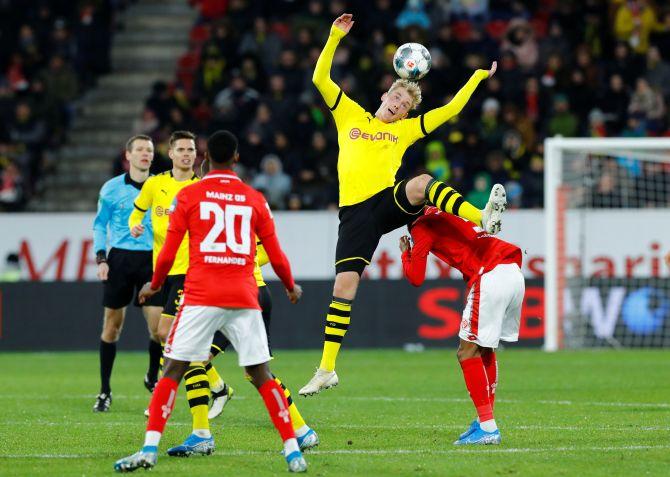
[199,201,252,255]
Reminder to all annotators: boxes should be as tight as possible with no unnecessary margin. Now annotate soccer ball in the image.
[393,43,432,80]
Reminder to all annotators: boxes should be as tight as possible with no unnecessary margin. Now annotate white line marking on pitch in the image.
[1,394,667,409]
[4,445,670,459]
[3,421,668,432]
[345,396,670,409]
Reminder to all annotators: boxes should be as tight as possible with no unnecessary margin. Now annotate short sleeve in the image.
[398,114,427,146]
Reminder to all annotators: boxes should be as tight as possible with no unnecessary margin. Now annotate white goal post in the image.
[544,137,670,351]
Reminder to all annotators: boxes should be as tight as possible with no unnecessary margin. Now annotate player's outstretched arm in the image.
[260,232,301,303]
[422,61,497,136]
[400,229,432,287]
[312,13,354,107]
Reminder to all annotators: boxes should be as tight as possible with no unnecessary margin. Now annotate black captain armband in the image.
[96,250,107,265]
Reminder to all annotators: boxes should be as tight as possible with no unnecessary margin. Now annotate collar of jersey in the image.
[169,170,198,180]
[202,170,241,181]
[124,172,144,190]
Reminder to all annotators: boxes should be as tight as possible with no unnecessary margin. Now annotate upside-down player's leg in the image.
[404,174,507,235]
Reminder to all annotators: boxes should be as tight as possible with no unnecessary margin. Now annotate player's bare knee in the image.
[245,363,272,388]
[162,358,189,381]
[457,341,480,361]
[333,272,359,299]
[406,174,432,203]
[156,327,169,343]
[156,317,173,343]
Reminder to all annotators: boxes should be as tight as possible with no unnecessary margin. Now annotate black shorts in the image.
[161,274,186,318]
[212,285,273,356]
[336,180,423,275]
[102,248,163,308]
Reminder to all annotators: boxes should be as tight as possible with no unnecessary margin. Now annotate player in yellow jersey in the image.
[206,239,320,451]
[299,13,507,396]
[128,130,232,456]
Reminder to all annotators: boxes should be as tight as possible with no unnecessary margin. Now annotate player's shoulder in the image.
[142,172,167,188]
[152,170,173,184]
[244,183,266,200]
[100,174,125,195]
[336,90,366,113]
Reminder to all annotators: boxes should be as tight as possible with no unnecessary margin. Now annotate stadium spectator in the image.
[465,172,492,209]
[424,140,450,183]
[239,17,283,72]
[628,77,666,132]
[548,95,579,137]
[0,160,24,210]
[644,46,670,99]
[598,74,630,134]
[612,0,663,55]
[501,19,538,72]
[252,153,292,209]
[0,252,21,282]
[520,153,544,208]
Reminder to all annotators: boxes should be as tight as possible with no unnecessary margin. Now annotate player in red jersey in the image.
[114,131,308,473]
[399,206,524,446]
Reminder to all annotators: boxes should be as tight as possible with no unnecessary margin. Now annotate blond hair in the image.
[388,79,422,109]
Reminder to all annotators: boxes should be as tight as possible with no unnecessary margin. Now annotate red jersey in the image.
[151,170,295,309]
[402,207,522,288]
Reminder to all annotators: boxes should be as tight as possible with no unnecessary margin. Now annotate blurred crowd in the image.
[0,0,120,211]
[6,0,670,212]
[124,0,670,211]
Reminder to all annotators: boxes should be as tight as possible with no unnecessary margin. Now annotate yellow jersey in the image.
[129,170,199,275]
[254,239,269,287]
[313,25,489,206]
[330,94,424,205]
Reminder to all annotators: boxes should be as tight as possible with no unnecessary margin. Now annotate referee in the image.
[92,135,164,412]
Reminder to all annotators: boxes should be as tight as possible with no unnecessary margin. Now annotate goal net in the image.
[544,138,670,351]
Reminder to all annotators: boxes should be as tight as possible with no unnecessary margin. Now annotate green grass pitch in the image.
[0,349,669,476]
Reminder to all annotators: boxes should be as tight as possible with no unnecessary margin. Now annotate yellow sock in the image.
[158,344,165,379]
[274,376,306,431]
[204,362,224,393]
[184,363,210,433]
[319,297,351,372]
[426,180,482,226]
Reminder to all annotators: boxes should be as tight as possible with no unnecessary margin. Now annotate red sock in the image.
[146,377,179,433]
[481,351,498,409]
[258,379,295,442]
[460,357,494,422]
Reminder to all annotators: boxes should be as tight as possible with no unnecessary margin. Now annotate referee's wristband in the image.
[96,250,107,265]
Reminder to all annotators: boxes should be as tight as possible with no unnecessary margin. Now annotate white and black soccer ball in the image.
[393,43,432,80]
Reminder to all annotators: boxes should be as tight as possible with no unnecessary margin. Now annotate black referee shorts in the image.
[211,285,274,356]
[102,248,163,309]
[161,274,186,318]
[336,180,423,275]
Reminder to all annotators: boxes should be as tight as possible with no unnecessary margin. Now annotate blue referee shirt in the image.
[93,173,153,254]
